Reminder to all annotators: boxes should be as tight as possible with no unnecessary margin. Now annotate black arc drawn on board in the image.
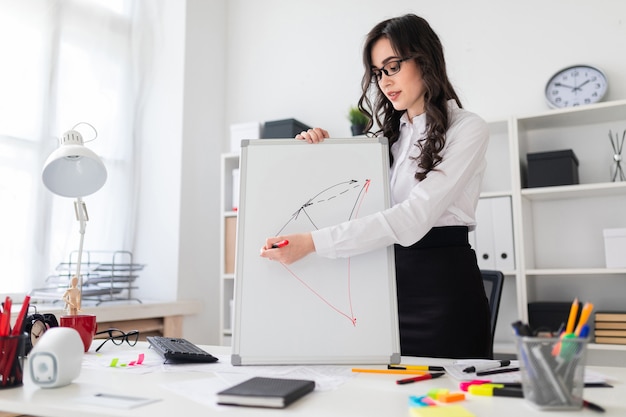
[275,179,371,326]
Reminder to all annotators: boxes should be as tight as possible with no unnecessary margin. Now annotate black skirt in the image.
[395,226,492,359]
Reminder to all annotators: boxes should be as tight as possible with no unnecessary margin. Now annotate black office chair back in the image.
[481,270,505,357]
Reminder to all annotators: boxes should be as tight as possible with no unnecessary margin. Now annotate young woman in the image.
[259,14,492,359]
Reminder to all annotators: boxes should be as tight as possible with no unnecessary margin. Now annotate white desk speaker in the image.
[28,327,84,388]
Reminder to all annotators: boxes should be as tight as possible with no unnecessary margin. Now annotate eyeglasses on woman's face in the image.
[94,328,140,352]
[371,56,415,82]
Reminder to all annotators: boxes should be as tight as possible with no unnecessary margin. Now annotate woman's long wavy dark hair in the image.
[358,14,461,181]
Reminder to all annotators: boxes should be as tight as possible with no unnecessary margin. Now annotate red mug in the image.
[59,314,97,352]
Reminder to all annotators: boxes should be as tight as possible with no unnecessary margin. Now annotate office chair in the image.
[481,269,505,358]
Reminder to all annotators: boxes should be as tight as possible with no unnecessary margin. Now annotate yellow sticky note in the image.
[410,405,476,417]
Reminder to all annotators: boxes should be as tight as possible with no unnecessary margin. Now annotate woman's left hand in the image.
[296,127,329,144]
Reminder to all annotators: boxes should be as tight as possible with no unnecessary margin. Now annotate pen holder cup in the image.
[515,336,588,410]
[0,333,27,389]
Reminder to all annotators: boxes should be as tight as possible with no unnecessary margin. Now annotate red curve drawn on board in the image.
[275,179,371,327]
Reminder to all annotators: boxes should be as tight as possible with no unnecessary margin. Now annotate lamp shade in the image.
[42,129,107,198]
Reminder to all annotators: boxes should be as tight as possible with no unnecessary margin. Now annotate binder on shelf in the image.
[474,196,515,271]
[231,168,240,211]
[474,198,495,269]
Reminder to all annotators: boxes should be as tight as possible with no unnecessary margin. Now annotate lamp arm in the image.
[73,197,89,311]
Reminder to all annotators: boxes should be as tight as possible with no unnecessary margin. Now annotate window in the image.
[0,0,144,295]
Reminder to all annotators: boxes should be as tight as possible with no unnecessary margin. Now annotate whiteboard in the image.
[231,137,400,365]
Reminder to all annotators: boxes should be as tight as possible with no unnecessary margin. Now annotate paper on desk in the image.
[162,364,355,409]
[82,350,231,374]
[82,347,165,374]
[444,359,607,384]
[75,393,160,409]
[444,360,522,382]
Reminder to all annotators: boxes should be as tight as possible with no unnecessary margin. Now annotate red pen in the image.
[396,372,445,385]
[271,240,289,248]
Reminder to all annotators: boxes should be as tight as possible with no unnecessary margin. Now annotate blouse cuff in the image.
[311,228,337,259]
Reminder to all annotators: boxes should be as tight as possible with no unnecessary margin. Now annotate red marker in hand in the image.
[271,240,289,249]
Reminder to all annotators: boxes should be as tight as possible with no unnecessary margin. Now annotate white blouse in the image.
[311,100,489,259]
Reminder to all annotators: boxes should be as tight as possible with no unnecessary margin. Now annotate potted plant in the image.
[348,106,369,136]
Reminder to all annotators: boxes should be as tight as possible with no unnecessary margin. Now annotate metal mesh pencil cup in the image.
[0,333,27,389]
[515,336,588,410]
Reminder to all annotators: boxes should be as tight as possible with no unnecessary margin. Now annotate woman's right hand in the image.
[296,127,329,144]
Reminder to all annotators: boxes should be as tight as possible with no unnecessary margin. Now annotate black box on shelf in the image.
[528,301,581,334]
[262,118,311,139]
[526,149,579,188]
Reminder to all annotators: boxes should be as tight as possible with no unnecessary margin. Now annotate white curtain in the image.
[0,0,155,294]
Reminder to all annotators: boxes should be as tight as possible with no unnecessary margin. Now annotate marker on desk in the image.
[476,367,520,377]
[583,399,606,413]
[351,368,426,375]
[463,360,511,373]
[461,379,610,390]
[396,372,445,385]
[271,240,289,248]
[468,383,524,398]
[388,364,445,372]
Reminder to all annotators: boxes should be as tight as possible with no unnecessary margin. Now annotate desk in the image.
[13,300,202,339]
[0,343,624,417]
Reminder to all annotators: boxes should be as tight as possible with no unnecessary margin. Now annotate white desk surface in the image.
[1,342,624,417]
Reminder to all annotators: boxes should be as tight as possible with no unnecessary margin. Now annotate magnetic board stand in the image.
[232,137,400,365]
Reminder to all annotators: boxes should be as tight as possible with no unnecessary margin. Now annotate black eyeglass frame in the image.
[94,328,140,352]
[370,55,418,82]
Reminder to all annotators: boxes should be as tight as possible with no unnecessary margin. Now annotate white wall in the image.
[135,0,186,303]
[225,0,626,132]
[177,0,227,344]
[138,0,626,344]
[135,0,226,344]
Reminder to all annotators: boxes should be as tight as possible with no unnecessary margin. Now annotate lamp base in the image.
[59,314,97,352]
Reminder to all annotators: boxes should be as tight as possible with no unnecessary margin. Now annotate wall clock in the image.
[545,65,608,109]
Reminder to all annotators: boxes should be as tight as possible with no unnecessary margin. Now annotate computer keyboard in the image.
[147,336,219,363]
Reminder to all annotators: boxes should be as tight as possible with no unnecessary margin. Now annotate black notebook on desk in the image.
[217,377,315,408]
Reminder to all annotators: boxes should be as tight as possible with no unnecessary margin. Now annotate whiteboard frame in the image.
[231,137,400,365]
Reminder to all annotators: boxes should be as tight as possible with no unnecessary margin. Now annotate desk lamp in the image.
[41,123,107,352]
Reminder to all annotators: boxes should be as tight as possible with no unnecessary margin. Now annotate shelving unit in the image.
[219,101,626,362]
[219,152,239,345]
[510,99,626,363]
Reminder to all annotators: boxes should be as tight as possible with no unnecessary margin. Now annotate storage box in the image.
[604,228,626,268]
[261,118,311,139]
[528,302,580,334]
[526,149,579,188]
